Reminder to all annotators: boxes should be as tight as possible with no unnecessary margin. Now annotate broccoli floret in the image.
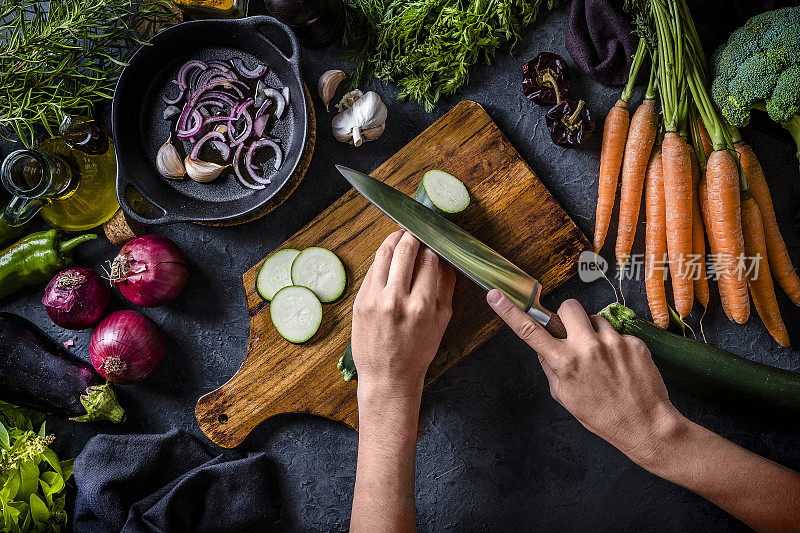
[711,6,800,160]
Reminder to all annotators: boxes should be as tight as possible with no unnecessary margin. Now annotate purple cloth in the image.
[565,0,636,86]
[565,0,799,87]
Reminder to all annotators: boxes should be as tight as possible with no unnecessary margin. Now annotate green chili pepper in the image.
[0,214,28,249]
[0,230,97,300]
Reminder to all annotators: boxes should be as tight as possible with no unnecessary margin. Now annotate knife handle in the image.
[526,305,567,339]
[543,313,567,339]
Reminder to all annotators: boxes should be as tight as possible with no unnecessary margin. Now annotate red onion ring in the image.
[233,144,265,190]
[255,88,285,121]
[231,57,268,78]
[228,99,253,146]
[176,109,204,139]
[177,60,207,90]
[245,138,282,183]
[281,86,290,111]
[190,130,227,160]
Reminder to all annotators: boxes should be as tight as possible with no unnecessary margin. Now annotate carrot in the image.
[688,146,709,308]
[706,149,749,324]
[661,132,694,317]
[594,99,630,254]
[644,147,669,329]
[615,98,659,266]
[695,118,713,161]
[741,194,790,346]
[699,175,731,316]
[736,141,800,307]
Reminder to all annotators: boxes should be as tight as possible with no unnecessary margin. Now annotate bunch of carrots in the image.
[593,0,800,347]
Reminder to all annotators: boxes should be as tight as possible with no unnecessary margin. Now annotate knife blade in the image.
[335,165,566,339]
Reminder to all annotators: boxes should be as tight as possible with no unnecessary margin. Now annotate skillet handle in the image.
[116,170,186,226]
[243,16,301,72]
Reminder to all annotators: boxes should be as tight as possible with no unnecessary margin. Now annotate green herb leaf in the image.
[0,423,9,450]
[29,494,49,524]
[0,0,180,147]
[342,0,560,111]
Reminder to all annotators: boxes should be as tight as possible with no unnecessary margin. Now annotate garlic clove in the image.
[157,134,185,179]
[184,156,228,183]
[336,89,363,113]
[318,70,346,112]
[362,122,385,142]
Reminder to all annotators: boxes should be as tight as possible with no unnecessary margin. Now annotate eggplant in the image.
[0,312,126,423]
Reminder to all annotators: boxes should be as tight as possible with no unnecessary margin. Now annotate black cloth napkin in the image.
[73,430,281,533]
[565,0,799,86]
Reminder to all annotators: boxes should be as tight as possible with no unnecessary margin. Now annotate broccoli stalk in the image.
[710,7,800,167]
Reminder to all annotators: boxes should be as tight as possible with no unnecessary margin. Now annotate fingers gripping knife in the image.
[335,165,567,339]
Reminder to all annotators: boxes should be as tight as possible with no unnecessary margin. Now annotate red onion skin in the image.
[90,310,165,384]
[111,235,189,308]
[42,267,110,330]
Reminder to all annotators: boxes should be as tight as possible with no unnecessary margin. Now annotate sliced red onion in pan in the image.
[246,138,282,183]
[177,60,208,90]
[207,60,234,73]
[233,144,265,190]
[228,99,253,146]
[163,105,180,120]
[212,140,232,161]
[253,114,270,138]
[190,130,228,160]
[282,86,290,110]
[231,57,268,79]
[255,88,284,121]
[177,109,204,139]
[176,78,242,133]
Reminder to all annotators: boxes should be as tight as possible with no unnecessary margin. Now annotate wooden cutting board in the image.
[196,100,589,448]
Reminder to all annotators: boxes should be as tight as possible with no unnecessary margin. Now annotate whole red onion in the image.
[109,235,189,307]
[42,267,110,329]
[90,310,166,384]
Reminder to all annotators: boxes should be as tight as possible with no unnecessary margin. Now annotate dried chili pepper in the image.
[522,52,571,106]
[546,99,595,148]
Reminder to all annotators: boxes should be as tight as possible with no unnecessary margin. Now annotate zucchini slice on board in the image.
[290,247,347,303]
[270,286,323,343]
[413,169,470,221]
[256,248,301,301]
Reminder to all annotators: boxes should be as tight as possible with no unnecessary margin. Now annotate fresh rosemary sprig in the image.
[342,0,560,112]
[0,0,177,147]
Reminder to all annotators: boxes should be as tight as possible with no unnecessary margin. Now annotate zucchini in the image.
[338,343,357,382]
[599,303,800,412]
[270,285,323,343]
[413,169,470,222]
[290,247,347,303]
[257,248,301,300]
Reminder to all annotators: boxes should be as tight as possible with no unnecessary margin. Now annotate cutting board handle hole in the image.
[217,414,228,424]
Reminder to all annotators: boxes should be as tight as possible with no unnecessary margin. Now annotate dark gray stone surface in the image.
[2,4,800,531]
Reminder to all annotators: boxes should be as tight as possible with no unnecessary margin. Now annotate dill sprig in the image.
[342,0,560,112]
[0,0,177,147]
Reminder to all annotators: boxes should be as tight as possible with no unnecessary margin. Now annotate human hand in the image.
[352,230,456,396]
[487,291,684,464]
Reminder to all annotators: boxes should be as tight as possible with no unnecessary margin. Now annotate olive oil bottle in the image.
[0,117,119,231]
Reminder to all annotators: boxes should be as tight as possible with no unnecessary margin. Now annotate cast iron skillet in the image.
[112,16,307,225]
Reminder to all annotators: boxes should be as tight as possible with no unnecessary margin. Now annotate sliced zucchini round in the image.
[290,247,347,303]
[413,169,470,221]
[256,248,301,300]
[270,285,322,343]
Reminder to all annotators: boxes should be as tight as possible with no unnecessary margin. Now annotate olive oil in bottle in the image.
[0,117,119,232]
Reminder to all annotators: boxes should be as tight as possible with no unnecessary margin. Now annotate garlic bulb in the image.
[331,90,387,147]
[184,157,228,183]
[318,69,345,112]
[156,135,185,179]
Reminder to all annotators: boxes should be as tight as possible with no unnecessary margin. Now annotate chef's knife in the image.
[335,165,567,339]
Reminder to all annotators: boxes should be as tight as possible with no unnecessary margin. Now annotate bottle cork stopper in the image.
[104,209,145,246]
